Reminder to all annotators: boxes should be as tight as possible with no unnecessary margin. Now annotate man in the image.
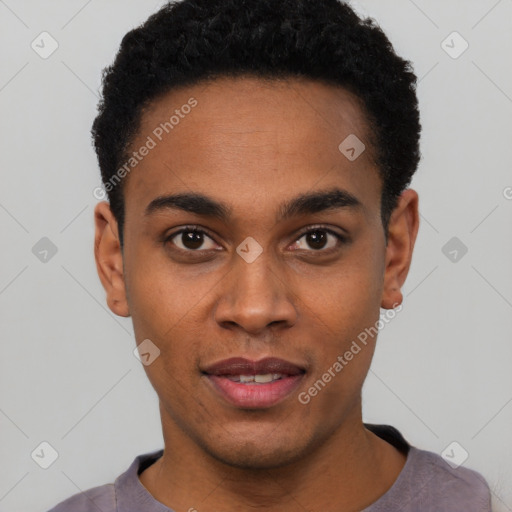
[48,0,492,510]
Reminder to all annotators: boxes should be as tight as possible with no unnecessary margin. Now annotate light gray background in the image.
[1,0,511,511]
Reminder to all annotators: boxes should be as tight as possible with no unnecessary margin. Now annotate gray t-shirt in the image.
[46,425,492,512]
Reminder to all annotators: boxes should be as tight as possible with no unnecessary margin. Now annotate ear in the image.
[381,189,420,309]
[94,201,130,317]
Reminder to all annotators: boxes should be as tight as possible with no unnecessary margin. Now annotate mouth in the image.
[202,357,306,409]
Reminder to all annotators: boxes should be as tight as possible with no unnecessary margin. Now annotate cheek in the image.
[299,239,385,345]
[125,262,210,384]
[294,236,385,408]
[125,240,207,332]
[128,270,205,405]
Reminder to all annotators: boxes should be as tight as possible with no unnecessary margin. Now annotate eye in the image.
[164,225,348,255]
[165,227,220,252]
[290,227,347,252]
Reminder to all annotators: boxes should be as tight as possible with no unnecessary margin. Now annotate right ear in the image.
[94,201,130,317]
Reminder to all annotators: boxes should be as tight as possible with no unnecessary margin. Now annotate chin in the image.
[208,444,303,470]
[196,428,316,470]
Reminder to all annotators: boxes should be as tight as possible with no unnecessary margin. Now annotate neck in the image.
[139,409,407,511]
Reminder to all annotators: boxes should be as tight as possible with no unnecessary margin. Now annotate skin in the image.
[94,76,419,511]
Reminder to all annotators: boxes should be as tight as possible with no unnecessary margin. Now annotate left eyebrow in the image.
[144,187,363,222]
[277,187,362,221]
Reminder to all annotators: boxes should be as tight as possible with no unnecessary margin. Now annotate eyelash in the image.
[163,225,348,254]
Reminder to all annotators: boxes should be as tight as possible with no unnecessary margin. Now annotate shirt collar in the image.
[113,443,420,512]
[114,449,172,512]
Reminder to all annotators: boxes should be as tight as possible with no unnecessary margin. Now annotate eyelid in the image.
[294,224,348,241]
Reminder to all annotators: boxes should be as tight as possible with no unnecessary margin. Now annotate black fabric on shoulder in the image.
[363,423,410,455]
[136,449,164,476]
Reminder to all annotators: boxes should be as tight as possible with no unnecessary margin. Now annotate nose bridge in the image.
[214,247,297,333]
[237,250,279,299]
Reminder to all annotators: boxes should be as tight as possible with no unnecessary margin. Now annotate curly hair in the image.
[92,0,421,247]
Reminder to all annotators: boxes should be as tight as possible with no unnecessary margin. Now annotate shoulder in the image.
[44,449,164,512]
[363,424,492,512]
[405,446,492,511]
[46,483,115,512]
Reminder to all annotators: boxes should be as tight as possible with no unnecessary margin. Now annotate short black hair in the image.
[92,0,421,248]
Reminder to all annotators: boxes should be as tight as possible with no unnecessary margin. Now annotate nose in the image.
[214,251,298,336]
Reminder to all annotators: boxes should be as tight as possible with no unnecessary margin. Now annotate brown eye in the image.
[166,228,219,252]
[290,228,346,252]
[305,230,328,250]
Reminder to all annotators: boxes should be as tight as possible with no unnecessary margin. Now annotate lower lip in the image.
[205,374,305,409]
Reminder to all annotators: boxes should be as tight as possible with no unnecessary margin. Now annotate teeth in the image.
[227,373,284,383]
[254,373,274,383]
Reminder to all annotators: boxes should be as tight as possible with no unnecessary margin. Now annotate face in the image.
[94,76,418,470]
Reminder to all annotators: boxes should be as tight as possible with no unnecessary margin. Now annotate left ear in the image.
[381,189,420,309]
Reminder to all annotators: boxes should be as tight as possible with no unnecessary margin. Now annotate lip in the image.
[202,357,306,409]
[203,357,305,376]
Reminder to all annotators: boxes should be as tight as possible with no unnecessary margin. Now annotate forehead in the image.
[137,76,372,150]
[123,76,380,220]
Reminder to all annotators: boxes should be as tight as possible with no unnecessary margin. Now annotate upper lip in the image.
[202,357,306,376]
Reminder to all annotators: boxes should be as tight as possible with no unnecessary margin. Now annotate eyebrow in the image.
[144,187,362,222]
